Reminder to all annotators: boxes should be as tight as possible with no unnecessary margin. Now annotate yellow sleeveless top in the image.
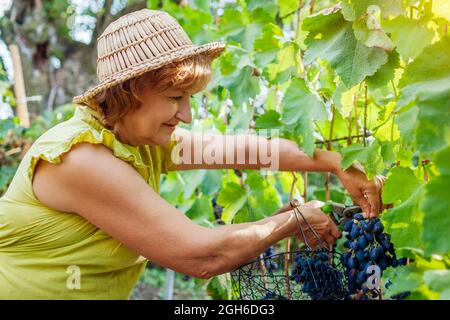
[0,105,176,299]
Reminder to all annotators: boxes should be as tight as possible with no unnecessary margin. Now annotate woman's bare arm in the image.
[32,143,324,279]
[171,129,382,216]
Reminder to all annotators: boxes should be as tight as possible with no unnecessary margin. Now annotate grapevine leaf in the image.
[341,0,406,21]
[281,78,327,125]
[422,148,450,256]
[382,16,435,60]
[185,196,215,226]
[423,270,450,293]
[221,65,260,107]
[181,170,207,200]
[217,182,248,224]
[381,185,425,255]
[229,22,261,52]
[382,166,421,204]
[254,23,284,68]
[366,50,400,90]
[398,37,450,155]
[254,110,283,129]
[352,15,395,52]
[278,0,299,18]
[199,170,224,196]
[263,42,299,86]
[432,0,450,21]
[396,105,418,145]
[340,141,384,178]
[246,172,282,219]
[246,0,278,19]
[382,265,423,298]
[303,11,388,87]
[206,274,232,299]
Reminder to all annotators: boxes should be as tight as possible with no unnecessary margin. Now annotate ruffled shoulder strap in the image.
[18,105,174,201]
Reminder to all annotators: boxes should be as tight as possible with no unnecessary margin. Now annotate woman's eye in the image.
[171,96,183,101]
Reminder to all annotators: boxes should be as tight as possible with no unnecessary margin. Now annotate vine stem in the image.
[310,0,316,15]
[284,172,299,300]
[422,159,430,182]
[347,113,353,146]
[363,84,368,147]
[325,105,336,201]
[354,93,359,143]
[258,255,268,290]
[315,133,372,145]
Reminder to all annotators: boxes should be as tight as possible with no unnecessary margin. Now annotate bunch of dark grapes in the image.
[211,197,225,225]
[341,213,408,300]
[291,250,347,300]
[263,246,279,271]
[261,290,287,300]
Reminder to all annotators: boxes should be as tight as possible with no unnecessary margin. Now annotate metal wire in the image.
[231,249,348,300]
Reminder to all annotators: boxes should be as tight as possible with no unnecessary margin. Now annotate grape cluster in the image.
[341,213,408,300]
[263,246,279,271]
[211,197,225,225]
[261,291,287,300]
[291,250,347,300]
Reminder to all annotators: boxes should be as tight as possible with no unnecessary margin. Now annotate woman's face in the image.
[112,86,192,146]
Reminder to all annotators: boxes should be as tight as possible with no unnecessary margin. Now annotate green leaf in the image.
[247,0,278,19]
[340,143,369,169]
[278,0,299,18]
[382,167,421,204]
[382,185,424,255]
[423,270,450,294]
[398,37,450,155]
[340,141,384,178]
[382,16,435,60]
[366,49,400,90]
[229,22,261,52]
[217,7,247,38]
[254,110,283,129]
[254,23,284,67]
[432,0,450,21]
[207,274,232,300]
[263,42,299,86]
[199,170,223,196]
[281,78,327,125]
[382,265,423,298]
[180,170,206,200]
[217,182,248,224]
[352,14,395,52]
[185,196,215,226]
[303,11,388,87]
[341,0,406,21]
[422,150,450,255]
[246,172,282,219]
[221,65,260,107]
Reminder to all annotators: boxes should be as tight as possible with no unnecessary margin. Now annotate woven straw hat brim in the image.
[72,41,225,105]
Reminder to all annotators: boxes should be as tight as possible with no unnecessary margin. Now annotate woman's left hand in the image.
[336,164,385,218]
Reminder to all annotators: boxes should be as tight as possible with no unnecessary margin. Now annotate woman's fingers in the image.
[354,194,371,218]
[329,218,342,239]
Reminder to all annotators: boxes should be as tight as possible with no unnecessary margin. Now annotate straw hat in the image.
[72,8,226,105]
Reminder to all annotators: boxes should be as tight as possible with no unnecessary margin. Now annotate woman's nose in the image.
[176,100,192,124]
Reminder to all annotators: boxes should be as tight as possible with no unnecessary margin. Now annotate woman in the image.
[0,9,382,299]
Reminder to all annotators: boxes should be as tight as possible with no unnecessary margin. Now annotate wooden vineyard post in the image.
[9,44,30,128]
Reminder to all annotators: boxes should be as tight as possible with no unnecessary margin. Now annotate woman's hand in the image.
[275,200,341,249]
[336,164,385,218]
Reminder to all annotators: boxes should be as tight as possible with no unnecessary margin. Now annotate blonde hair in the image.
[82,54,213,129]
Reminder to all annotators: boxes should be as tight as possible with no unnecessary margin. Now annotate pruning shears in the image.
[321,201,362,226]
